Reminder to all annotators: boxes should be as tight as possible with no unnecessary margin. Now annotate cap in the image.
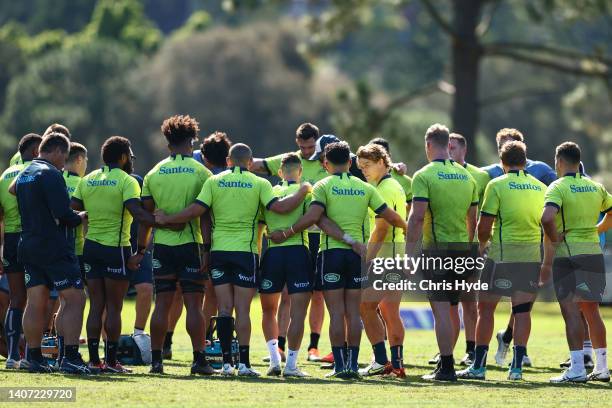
[309,134,340,160]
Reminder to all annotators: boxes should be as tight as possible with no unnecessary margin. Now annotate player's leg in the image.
[424,301,457,380]
[5,272,26,367]
[234,285,257,375]
[102,277,130,372]
[457,298,499,379]
[23,284,52,372]
[85,277,105,368]
[379,296,406,378]
[149,275,176,373]
[507,294,535,380]
[54,297,66,367]
[460,300,477,366]
[551,300,587,382]
[276,288,290,359]
[495,314,514,365]
[322,288,346,376]
[132,247,153,334]
[181,278,213,375]
[580,302,609,381]
[164,288,182,359]
[359,288,389,376]
[57,286,87,373]
[203,280,217,343]
[0,280,9,358]
[449,302,461,349]
[260,292,281,371]
[308,291,325,361]
[284,291,311,377]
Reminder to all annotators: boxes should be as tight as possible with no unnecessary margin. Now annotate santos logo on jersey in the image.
[437,172,468,181]
[159,166,195,175]
[218,180,253,188]
[87,179,118,187]
[508,182,542,191]
[570,184,598,193]
[331,186,365,196]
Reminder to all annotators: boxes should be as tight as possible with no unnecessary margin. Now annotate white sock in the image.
[267,339,281,366]
[570,349,585,373]
[594,348,608,373]
[583,340,593,357]
[286,349,299,370]
[134,328,144,336]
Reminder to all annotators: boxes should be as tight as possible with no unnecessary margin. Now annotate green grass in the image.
[0,300,611,407]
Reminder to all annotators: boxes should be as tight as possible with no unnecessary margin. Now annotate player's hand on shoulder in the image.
[392,162,407,176]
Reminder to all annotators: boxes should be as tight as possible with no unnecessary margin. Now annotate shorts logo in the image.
[261,279,273,290]
[107,267,123,275]
[353,276,368,283]
[2,258,9,267]
[576,282,590,292]
[24,274,30,284]
[494,279,512,290]
[152,259,162,269]
[83,263,91,274]
[385,273,401,283]
[54,279,69,287]
[185,267,200,274]
[238,274,255,282]
[211,270,224,280]
[294,282,309,288]
[324,273,340,283]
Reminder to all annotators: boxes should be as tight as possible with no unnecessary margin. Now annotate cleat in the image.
[266,365,282,376]
[60,354,92,375]
[220,363,235,376]
[428,352,440,365]
[550,369,587,383]
[457,366,486,380]
[28,360,53,373]
[587,370,610,382]
[150,361,164,374]
[307,348,321,362]
[237,363,260,377]
[508,368,522,380]
[320,352,334,363]
[18,359,31,370]
[5,358,20,369]
[522,355,532,367]
[191,361,215,375]
[325,369,342,378]
[104,362,132,374]
[283,366,310,377]
[320,362,334,370]
[162,345,172,360]
[342,369,362,380]
[358,361,391,377]
[385,367,406,379]
[422,364,457,382]
[495,330,510,366]
[560,355,594,369]
[87,361,105,374]
[459,352,474,367]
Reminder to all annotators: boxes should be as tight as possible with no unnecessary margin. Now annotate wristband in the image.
[290,226,296,235]
[342,233,356,245]
[282,230,287,239]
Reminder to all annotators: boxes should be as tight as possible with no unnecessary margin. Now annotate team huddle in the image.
[0,117,610,383]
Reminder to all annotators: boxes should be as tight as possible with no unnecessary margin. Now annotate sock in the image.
[372,341,388,365]
[239,345,250,368]
[105,341,118,366]
[152,350,162,364]
[583,340,593,357]
[308,332,320,350]
[266,339,281,366]
[390,345,403,369]
[594,348,608,372]
[511,345,526,370]
[164,331,174,349]
[65,344,79,361]
[216,316,233,364]
[4,308,23,360]
[473,345,488,369]
[440,354,454,372]
[57,336,65,363]
[465,340,476,354]
[570,349,585,373]
[502,326,513,344]
[134,327,144,336]
[193,350,206,365]
[347,346,359,371]
[286,349,299,370]
[87,338,100,364]
[29,347,44,363]
[331,346,345,372]
[277,336,286,352]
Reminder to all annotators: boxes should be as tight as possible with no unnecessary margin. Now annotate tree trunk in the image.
[451,0,484,164]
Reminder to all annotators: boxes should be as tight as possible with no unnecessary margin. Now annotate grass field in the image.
[0,300,611,407]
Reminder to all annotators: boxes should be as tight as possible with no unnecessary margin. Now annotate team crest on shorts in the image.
[24,274,30,284]
[385,272,402,284]
[2,258,8,267]
[152,259,162,269]
[261,279,273,290]
[494,278,512,290]
[84,263,92,274]
[211,270,224,280]
[324,273,340,283]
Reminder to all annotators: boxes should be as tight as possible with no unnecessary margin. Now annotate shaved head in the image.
[229,143,253,167]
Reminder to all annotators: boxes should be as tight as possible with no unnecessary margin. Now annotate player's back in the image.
[0,162,28,233]
[369,175,406,244]
[264,181,310,248]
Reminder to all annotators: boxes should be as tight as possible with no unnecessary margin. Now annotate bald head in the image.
[228,143,253,167]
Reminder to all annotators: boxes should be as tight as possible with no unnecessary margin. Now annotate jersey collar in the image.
[507,169,528,176]
[63,170,80,177]
[171,153,192,159]
[432,159,453,165]
[377,173,391,186]
[102,164,121,172]
[333,172,351,178]
[280,180,297,186]
[231,166,249,173]
[563,172,583,178]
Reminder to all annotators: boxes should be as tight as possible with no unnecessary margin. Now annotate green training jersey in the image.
[312,172,387,251]
[263,181,311,248]
[464,163,490,205]
[264,151,328,185]
[390,168,413,203]
[63,171,85,255]
[0,162,29,233]
[196,166,277,253]
[9,152,22,166]
[368,174,406,257]
[411,159,479,247]
[142,155,212,246]
[544,172,612,256]
[480,170,545,262]
[73,166,141,247]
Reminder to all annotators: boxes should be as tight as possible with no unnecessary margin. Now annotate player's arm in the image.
[268,183,311,214]
[250,158,270,175]
[44,173,84,228]
[405,202,412,218]
[269,204,324,244]
[405,200,426,257]
[125,199,155,227]
[467,205,478,243]
[155,202,208,225]
[597,211,612,235]
[477,214,494,255]
[378,207,406,230]
[367,218,390,262]
[0,208,4,274]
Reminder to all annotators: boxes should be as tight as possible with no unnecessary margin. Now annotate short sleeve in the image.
[402,176,413,202]
[141,173,152,199]
[411,172,429,202]
[480,183,499,216]
[196,177,214,208]
[263,154,284,176]
[600,185,612,213]
[199,165,213,184]
[368,185,387,214]
[259,179,277,209]
[311,181,327,209]
[122,175,141,204]
[544,184,563,210]
[73,178,84,202]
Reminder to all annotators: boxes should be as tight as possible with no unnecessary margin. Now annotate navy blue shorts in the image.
[554,254,606,302]
[24,253,83,291]
[153,243,206,281]
[315,248,365,291]
[131,248,153,285]
[82,239,132,281]
[2,232,23,274]
[210,251,258,288]
[260,245,313,294]
[479,259,540,298]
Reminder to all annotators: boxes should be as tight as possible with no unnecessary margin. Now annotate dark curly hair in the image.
[102,136,131,165]
[161,115,200,146]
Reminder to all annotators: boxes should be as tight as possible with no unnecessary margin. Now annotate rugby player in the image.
[0,133,42,368]
[130,115,214,375]
[541,142,611,383]
[155,143,310,377]
[457,141,545,381]
[71,136,156,373]
[15,133,88,373]
[9,123,71,166]
[369,137,413,212]
[406,124,478,382]
[355,144,407,378]
[269,141,406,379]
